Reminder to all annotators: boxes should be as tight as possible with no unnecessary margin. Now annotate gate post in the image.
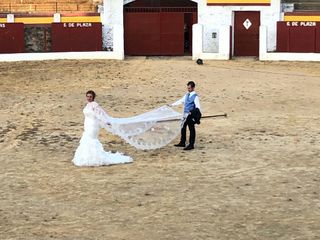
[102,0,124,59]
[192,23,203,60]
[113,24,125,59]
[259,25,268,60]
[53,13,61,23]
[219,25,231,59]
[7,14,14,23]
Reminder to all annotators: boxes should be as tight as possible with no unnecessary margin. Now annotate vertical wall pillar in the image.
[219,25,231,59]
[102,0,124,59]
[192,23,203,60]
[259,25,268,60]
[263,0,282,51]
[53,13,61,23]
[7,14,14,23]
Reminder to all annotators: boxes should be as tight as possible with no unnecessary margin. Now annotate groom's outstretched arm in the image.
[170,95,186,107]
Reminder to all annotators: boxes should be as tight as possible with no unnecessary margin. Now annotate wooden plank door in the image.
[234,11,260,56]
[160,12,184,55]
[124,12,161,55]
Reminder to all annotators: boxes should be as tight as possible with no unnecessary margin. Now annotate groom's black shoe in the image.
[183,145,194,151]
[174,142,186,147]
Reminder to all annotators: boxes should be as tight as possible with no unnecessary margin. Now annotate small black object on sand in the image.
[196,59,203,65]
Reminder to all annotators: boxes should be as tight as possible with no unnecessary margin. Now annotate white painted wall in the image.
[102,0,124,58]
[102,0,281,60]
[193,0,281,59]
[100,0,320,62]
[193,24,230,60]
[102,0,202,59]
[0,51,124,62]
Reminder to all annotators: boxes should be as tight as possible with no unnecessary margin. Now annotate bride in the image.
[72,90,133,167]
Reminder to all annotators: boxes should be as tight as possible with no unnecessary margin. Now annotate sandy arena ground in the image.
[0,58,319,240]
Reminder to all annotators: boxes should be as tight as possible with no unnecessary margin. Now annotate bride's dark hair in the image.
[86,90,96,100]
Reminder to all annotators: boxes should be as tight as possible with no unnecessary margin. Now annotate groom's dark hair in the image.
[187,81,195,88]
[86,90,96,100]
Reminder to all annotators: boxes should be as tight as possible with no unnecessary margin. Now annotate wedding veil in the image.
[103,106,183,150]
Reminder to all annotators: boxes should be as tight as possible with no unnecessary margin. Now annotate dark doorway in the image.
[234,11,260,57]
[24,26,51,52]
[184,13,195,54]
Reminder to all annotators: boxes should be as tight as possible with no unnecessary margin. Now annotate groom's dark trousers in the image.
[180,115,195,147]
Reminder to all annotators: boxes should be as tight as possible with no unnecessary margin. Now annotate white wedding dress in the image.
[73,102,183,166]
[72,102,133,167]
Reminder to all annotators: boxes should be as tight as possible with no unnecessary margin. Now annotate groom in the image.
[171,81,201,150]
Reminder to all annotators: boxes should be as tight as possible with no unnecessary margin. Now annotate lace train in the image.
[105,106,182,150]
[72,133,133,167]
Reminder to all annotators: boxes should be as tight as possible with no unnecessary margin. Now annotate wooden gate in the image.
[234,11,260,57]
[277,22,319,53]
[0,23,24,53]
[124,11,161,55]
[124,7,197,56]
[51,23,102,52]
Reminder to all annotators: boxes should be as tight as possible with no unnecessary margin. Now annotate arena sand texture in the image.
[0,58,320,239]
